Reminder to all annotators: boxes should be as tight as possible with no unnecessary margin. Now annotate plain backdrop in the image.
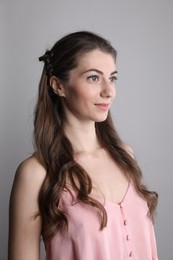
[1,0,173,259]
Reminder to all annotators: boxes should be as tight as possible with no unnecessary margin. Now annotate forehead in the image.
[76,50,116,71]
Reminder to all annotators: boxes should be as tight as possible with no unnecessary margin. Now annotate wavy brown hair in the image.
[34,31,158,242]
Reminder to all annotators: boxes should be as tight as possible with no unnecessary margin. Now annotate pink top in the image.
[46,182,158,260]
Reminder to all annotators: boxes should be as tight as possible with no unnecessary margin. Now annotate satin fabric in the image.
[46,182,158,260]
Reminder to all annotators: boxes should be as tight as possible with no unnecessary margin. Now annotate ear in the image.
[49,76,66,97]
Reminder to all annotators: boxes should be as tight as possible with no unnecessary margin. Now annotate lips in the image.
[95,103,110,110]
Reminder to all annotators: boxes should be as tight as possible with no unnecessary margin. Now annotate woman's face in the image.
[61,49,117,123]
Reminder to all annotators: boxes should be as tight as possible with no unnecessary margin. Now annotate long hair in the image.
[34,31,158,242]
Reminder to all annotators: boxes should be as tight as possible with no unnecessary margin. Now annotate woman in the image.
[8,31,158,260]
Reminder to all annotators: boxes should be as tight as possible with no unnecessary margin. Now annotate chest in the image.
[74,150,129,204]
[50,185,151,260]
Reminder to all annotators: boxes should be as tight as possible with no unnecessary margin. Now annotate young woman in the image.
[8,31,158,260]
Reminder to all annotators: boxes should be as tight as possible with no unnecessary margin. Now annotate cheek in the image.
[68,88,92,104]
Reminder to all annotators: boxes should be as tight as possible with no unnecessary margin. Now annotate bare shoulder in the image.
[123,143,135,159]
[14,154,46,188]
[9,155,46,259]
[10,154,47,216]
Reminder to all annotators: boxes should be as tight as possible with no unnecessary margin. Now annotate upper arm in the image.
[8,156,46,260]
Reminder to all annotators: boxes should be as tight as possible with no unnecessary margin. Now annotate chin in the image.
[94,115,108,123]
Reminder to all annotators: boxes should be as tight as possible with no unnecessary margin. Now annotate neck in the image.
[63,121,101,154]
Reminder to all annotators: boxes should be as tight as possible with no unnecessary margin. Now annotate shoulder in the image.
[15,154,46,184]
[11,154,47,202]
[9,154,46,258]
[123,143,135,159]
[10,154,47,220]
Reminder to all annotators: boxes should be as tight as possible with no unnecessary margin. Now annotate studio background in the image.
[1,1,173,259]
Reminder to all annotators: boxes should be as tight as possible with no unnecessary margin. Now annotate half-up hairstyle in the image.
[34,31,158,242]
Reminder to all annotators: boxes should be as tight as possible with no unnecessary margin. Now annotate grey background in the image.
[1,0,173,259]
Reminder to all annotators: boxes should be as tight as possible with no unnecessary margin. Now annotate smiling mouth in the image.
[95,103,110,110]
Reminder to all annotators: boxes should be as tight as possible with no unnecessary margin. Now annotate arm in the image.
[8,155,46,260]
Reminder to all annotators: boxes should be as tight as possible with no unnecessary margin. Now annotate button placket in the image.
[124,219,127,226]
[120,203,133,258]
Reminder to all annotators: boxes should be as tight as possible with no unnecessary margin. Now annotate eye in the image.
[109,75,118,83]
[87,75,99,82]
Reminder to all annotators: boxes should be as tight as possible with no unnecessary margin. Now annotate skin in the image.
[8,156,46,260]
[9,50,132,259]
[58,50,117,124]
[51,50,118,153]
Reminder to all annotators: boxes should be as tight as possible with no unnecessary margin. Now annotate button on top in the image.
[124,220,127,225]
[126,235,130,241]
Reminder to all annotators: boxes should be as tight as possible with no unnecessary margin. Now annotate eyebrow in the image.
[80,69,118,76]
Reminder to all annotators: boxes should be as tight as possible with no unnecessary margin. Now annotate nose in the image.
[100,80,116,98]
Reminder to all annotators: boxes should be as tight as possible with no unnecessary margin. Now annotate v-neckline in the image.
[90,181,131,206]
[107,181,131,206]
[62,181,131,207]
